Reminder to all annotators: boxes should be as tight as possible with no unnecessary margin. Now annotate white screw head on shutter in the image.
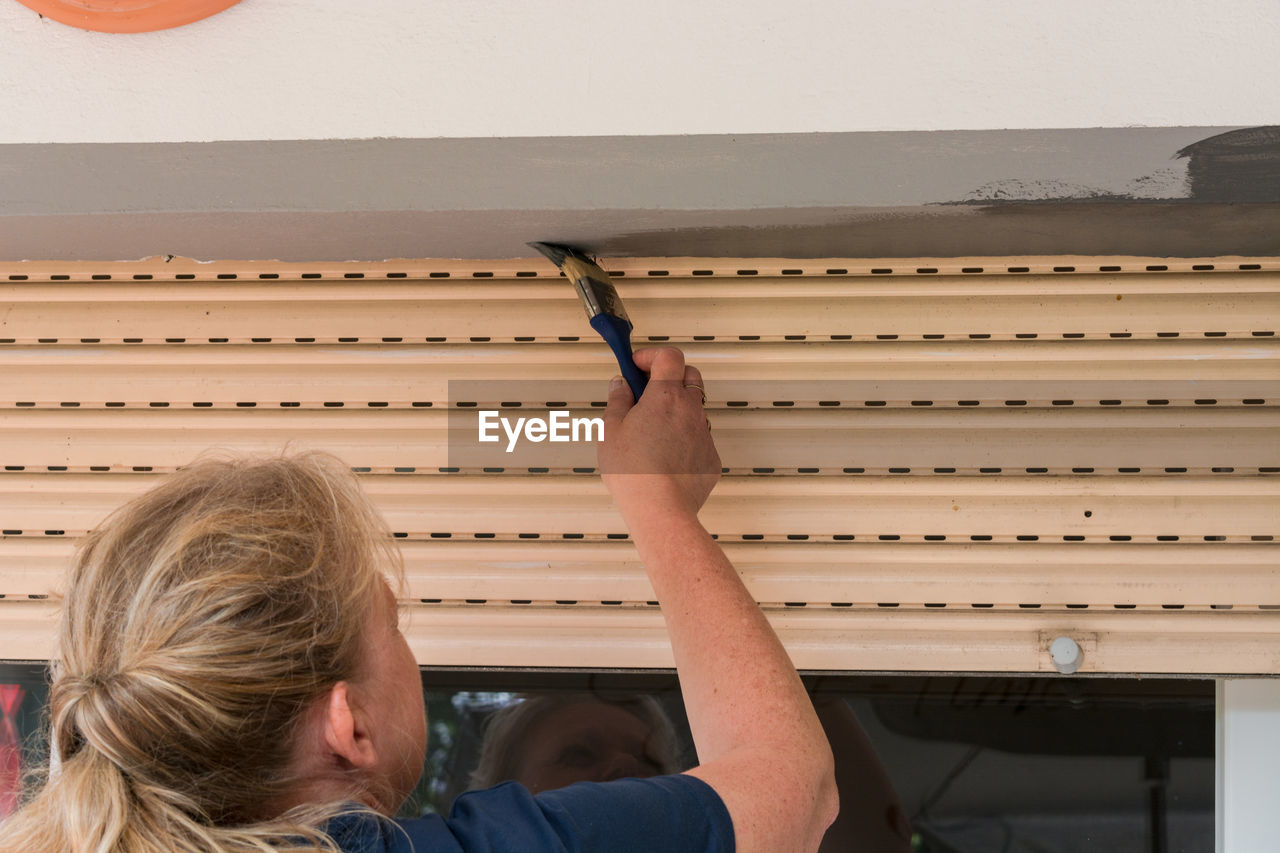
[1050,636,1083,674]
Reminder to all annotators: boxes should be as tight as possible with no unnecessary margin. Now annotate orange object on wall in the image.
[14,0,244,33]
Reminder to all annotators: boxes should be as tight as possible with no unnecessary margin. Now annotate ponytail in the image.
[0,453,398,853]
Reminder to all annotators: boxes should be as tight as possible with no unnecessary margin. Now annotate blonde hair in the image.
[469,693,681,791]
[0,452,402,853]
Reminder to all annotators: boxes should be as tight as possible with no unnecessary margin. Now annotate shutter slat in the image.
[0,406,1273,472]
[4,539,1276,606]
[2,274,1274,341]
[4,599,1277,674]
[1,474,1275,539]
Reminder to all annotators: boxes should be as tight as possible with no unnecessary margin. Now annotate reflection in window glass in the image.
[0,684,27,819]
[0,664,48,822]
[1,664,1212,852]
[407,679,696,817]
[405,672,1214,853]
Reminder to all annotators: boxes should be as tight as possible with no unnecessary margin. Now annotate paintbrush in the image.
[528,242,647,400]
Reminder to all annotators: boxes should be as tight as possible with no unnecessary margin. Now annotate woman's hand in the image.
[599,347,721,524]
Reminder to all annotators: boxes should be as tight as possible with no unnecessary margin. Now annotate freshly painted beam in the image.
[2,129,1278,260]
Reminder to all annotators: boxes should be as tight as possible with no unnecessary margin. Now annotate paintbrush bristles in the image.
[529,241,630,324]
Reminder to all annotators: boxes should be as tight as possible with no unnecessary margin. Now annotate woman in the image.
[0,348,837,852]
[468,693,682,795]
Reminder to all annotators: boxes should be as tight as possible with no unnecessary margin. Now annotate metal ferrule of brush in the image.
[574,275,631,326]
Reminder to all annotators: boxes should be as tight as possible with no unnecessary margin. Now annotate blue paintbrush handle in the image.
[589,313,647,401]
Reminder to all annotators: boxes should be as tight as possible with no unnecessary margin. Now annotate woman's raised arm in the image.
[599,347,839,853]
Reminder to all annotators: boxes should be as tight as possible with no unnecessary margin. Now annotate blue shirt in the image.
[325,775,734,853]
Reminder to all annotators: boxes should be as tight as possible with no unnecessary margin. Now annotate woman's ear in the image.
[322,682,379,770]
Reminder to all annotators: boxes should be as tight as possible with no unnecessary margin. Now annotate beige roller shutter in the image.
[1,255,1276,674]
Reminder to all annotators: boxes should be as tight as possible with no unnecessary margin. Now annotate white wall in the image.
[1,0,1277,144]
[1217,680,1280,853]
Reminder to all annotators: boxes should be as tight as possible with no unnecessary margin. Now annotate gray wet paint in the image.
[1178,127,1280,203]
[4,202,1277,260]
[1,126,1277,260]
[958,126,1280,203]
